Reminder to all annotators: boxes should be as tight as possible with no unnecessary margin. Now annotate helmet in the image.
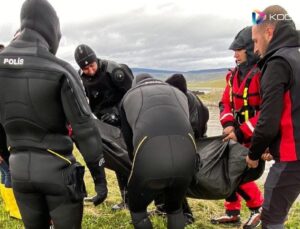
[229,26,253,51]
[229,26,258,65]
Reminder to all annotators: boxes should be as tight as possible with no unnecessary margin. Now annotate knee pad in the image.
[167,210,185,229]
[130,211,152,229]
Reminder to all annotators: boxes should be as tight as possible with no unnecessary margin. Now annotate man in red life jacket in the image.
[211,26,264,229]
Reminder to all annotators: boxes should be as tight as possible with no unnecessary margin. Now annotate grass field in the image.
[1,155,300,229]
[1,79,300,228]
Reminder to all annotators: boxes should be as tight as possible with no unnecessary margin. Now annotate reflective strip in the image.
[47,149,72,165]
[243,87,249,121]
[188,133,197,150]
[246,121,255,133]
[229,79,233,103]
[220,113,234,121]
[128,136,148,184]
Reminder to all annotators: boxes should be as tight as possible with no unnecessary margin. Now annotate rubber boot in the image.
[6,188,22,219]
[130,211,153,229]
[167,210,185,229]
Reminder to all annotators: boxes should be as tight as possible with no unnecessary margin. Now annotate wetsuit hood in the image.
[20,0,61,55]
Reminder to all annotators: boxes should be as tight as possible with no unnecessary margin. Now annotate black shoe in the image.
[243,209,261,229]
[184,213,195,225]
[111,201,128,211]
[211,214,241,225]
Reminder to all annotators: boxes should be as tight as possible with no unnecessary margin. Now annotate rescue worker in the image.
[0,0,107,228]
[211,26,264,228]
[247,5,300,229]
[152,73,209,224]
[74,44,133,210]
[166,73,209,140]
[120,73,197,229]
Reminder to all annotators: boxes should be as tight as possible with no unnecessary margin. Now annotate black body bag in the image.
[187,135,252,200]
[96,121,132,176]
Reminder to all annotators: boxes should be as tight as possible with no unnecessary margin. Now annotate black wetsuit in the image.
[0,1,105,228]
[80,59,133,121]
[79,58,133,205]
[120,74,196,229]
[186,90,209,140]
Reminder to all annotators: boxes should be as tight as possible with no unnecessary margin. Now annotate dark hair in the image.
[165,74,187,94]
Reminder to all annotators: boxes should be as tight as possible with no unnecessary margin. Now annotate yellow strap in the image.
[47,149,72,165]
[228,79,233,103]
[188,133,197,150]
[128,136,148,184]
[243,87,249,121]
[134,136,148,156]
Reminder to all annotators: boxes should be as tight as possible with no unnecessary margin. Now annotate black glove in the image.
[86,159,108,206]
[100,113,120,127]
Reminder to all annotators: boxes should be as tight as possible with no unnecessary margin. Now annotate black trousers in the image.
[10,150,83,229]
[262,161,300,228]
[128,135,196,214]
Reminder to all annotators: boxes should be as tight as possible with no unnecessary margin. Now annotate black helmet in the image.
[229,26,253,50]
[74,44,97,69]
[229,26,258,65]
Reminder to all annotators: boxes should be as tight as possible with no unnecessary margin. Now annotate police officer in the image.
[74,44,133,210]
[120,73,197,229]
[0,0,106,228]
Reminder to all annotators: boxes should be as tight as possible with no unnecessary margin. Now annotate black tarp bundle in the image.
[96,121,132,176]
[97,126,265,200]
[187,135,265,200]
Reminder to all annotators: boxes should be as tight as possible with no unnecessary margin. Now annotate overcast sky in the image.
[0,0,299,71]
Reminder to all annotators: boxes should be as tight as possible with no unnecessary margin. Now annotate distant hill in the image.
[131,67,229,81]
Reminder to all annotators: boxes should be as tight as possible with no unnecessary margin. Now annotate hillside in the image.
[132,67,228,81]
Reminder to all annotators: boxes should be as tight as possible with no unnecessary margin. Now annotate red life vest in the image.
[228,66,261,123]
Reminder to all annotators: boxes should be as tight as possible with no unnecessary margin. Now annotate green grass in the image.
[187,78,226,89]
[2,150,300,229]
[1,79,300,228]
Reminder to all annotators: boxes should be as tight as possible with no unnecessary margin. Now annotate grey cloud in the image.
[61,10,248,70]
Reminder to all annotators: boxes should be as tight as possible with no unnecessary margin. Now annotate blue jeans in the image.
[0,161,12,188]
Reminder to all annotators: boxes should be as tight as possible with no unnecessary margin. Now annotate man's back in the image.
[1,39,70,151]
